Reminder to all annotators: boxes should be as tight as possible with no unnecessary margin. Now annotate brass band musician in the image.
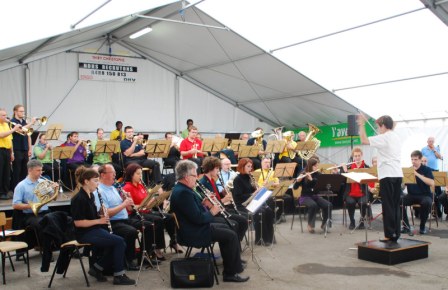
[246,128,266,170]
[278,131,305,177]
[179,126,204,173]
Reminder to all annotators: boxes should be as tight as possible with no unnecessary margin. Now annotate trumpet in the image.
[6,118,33,136]
[25,116,48,126]
[81,140,91,147]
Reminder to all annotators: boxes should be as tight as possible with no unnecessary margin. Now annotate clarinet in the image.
[97,188,113,234]
[115,182,144,220]
[195,181,232,220]
[218,172,241,215]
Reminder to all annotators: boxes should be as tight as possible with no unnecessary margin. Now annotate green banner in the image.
[289,120,376,148]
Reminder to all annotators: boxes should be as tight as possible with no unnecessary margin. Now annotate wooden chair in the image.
[48,240,91,288]
[0,212,30,285]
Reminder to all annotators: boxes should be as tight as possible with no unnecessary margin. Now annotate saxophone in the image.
[298,123,321,160]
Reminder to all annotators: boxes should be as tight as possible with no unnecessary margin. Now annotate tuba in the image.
[298,124,321,160]
[30,179,59,216]
[268,126,284,141]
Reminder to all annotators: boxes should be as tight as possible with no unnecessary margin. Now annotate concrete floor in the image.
[4,204,448,290]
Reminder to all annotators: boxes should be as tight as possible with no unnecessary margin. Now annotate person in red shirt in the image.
[179,126,204,173]
[342,147,371,230]
[122,163,183,256]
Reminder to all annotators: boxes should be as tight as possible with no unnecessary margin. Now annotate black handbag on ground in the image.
[170,257,214,288]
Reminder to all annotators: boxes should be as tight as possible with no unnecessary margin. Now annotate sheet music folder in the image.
[402,168,416,184]
[202,138,228,153]
[246,187,273,213]
[95,140,119,154]
[52,146,75,160]
[145,140,170,158]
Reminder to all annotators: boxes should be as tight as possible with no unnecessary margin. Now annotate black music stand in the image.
[52,146,75,192]
[145,140,170,158]
[202,138,228,153]
[94,140,119,156]
[274,163,296,179]
[45,124,63,182]
[314,174,346,238]
[272,180,292,224]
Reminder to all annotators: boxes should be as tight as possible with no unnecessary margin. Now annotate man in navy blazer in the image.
[170,160,249,283]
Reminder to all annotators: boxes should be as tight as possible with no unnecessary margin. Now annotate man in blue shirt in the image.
[401,150,434,235]
[421,136,443,216]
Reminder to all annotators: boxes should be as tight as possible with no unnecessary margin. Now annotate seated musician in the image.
[341,147,370,230]
[65,131,88,171]
[292,158,332,233]
[96,164,158,270]
[401,150,434,235]
[170,160,249,283]
[216,158,238,192]
[110,121,125,141]
[120,126,161,185]
[278,131,305,177]
[232,158,274,245]
[254,157,292,223]
[181,119,193,139]
[71,166,135,285]
[122,163,182,255]
[12,160,61,271]
[246,128,266,170]
[199,156,248,242]
[163,132,181,168]
[179,125,204,172]
[90,128,122,178]
[33,133,60,182]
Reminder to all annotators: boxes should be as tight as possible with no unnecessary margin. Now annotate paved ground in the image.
[4,204,448,290]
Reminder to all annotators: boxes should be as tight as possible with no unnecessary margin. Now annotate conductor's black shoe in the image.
[358,222,365,230]
[401,228,411,234]
[113,274,135,285]
[88,267,107,282]
[223,274,250,283]
[348,222,355,230]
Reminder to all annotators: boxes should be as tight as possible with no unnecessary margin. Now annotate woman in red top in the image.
[342,147,371,230]
[122,163,183,256]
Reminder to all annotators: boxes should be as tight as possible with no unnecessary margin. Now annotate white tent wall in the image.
[0,66,26,112]
[178,78,269,135]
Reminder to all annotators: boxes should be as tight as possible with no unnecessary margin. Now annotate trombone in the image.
[5,118,33,136]
[25,116,48,126]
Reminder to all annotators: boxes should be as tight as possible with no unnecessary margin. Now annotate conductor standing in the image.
[358,114,403,243]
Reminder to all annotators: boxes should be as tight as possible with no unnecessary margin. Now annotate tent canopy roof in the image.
[0,1,360,128]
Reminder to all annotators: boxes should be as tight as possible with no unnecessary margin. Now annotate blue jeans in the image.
[78,228,126,276]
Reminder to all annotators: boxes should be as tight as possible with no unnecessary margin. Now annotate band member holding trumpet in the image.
[71,166,135,285]
[0,108,21,200]
[122,163,182,256]
[120,126,161,185]
[11,105,36,190]
[358,114,403,243]
[171,160,249,283]
[232,158,274,245]
[341,147,371,230]
[199,157,248,242]
[34,134,60,182]
[293,158,332,234]
[179,126,204,173]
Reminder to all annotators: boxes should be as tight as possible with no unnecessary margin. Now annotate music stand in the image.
[402,168,416,184]
[145,140,170,158]
[295,141,318,153]
[238,145,259,159]
[231,140,247,155]
[44,124,63,183]
[202,138,228,153]
[52,146,76,192]
[274,163,296,179]
[433,171,446,187]
[94,140,118,155]
[265,140,286,156]
[271,180,292,224]
[314,174,346,238]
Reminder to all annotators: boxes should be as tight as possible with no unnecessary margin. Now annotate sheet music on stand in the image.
[52,146,75,160]
[402,167,416,184]
[294,140,318,153]
[246,187,274,213]
[45,124,63,141]
[265,140,286,155]
[346,168,378,183]
[202,138,228,153]
[272,180,291,198]
[349,167,378,177]
[145,140,170,158]
[274,163,296,179]
[341,172,378,184]
[433,171,447,187]
[153,190,172,208]
[238,145,259,158]
[139,184,162,209]
[95,140,119,155]
[230,140,247,153]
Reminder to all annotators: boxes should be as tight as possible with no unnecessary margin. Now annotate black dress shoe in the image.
[113,274,135,285]
[223,274,250,283]
[88,267,107,282]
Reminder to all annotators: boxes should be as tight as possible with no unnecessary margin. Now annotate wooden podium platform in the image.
[356,238,430,265]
